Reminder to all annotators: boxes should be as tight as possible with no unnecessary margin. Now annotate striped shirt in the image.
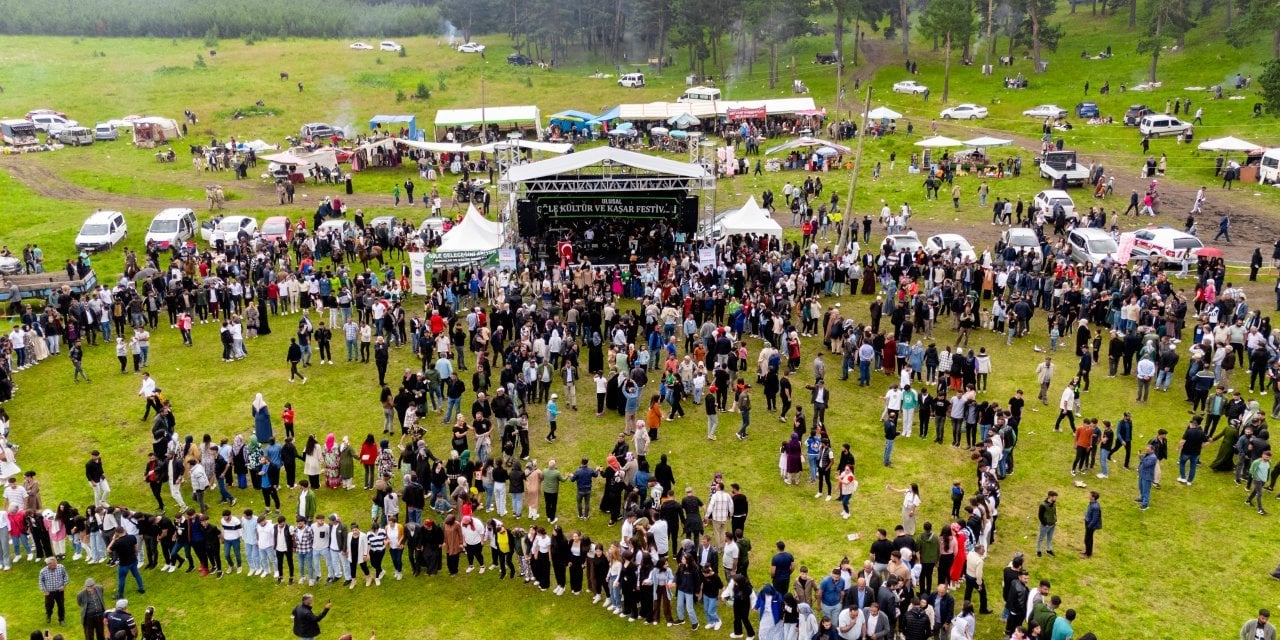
[38,564,69,592]
[220,517,242,541]
[366,530,387,552]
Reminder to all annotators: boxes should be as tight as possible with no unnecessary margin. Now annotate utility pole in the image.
[837,86,872,256]
[984,0,995,75]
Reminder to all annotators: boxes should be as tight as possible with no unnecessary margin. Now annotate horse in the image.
[358,244,384,270]
[280,72,289,80]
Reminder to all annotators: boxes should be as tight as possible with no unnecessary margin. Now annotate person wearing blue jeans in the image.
[1136,446,1157,509]
[108,533,144,599]
[883,414,899,467]
[1176,418,1208,486]
[858,357,872,386]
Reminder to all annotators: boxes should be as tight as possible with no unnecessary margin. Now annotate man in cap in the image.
[104,600,137,640]
[76,577,106,640]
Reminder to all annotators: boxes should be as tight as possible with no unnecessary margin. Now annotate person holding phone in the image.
[290,594,331,640]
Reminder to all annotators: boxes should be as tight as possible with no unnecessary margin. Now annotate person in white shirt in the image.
[3,478,27,512]
[837,605,864,640]
[241,512,260,576]
[255,518,275,578]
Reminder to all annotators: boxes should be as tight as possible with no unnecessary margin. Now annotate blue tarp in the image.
[589,106,621,124]
[549,110,597,134]
[369,114,419,140]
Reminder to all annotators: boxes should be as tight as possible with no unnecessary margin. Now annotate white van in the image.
[618,72,646,88]
[678,86,721,102]
[145,208,197,248]
[75,210,127,253]
[1260,148,1280,184]
[1138,114,1190,137]
[56,126,94,146]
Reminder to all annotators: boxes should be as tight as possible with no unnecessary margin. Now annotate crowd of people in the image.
[0,171,1276,640]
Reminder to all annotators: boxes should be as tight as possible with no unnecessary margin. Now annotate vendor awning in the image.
[434,105,541,127]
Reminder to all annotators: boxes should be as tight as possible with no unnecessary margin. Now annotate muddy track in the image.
[0,159,185,211]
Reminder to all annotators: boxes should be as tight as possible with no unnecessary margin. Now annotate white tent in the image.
[716,196,782,239]
[461,203,504,236]
[261,149,339,171]
[437,207,504,253]
[765,136,852,155]
[962,136,1012,148]
[1197,136,1262,152]
[238,139,276,152]
[915,136,965,148]
[866,106,903,120]
[131,117,181,145]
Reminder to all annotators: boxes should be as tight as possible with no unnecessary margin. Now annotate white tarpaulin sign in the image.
[408,252,429,294]
[698,247,716,269]
[499,249,518,271]
[1115,232,1135,264]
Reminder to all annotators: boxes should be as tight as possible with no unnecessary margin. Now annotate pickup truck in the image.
[1038,150,1091,187]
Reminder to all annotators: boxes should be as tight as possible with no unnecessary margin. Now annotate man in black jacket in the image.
[901,598,933,640]
[291,594,331,640]
[1004,570,1031,636]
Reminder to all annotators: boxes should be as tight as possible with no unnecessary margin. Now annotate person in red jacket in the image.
[358,435,378,490]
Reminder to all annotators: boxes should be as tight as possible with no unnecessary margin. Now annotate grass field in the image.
[1,11,1279,640]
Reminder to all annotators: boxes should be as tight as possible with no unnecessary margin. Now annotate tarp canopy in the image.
[505,145,710,183]
[237,139,276,152]
[716,196,783,239]
[262,148,338,171]
[131,117,181,144]
[915,135,965,148]
[434,105,541,127]
[465,139,573,155]
[668,112,701,128]
[962,136,1013,148]
[549,110,596,122]
[398,139,463,153]
[618,98,819,121]
[460,203,503,236]
[369,114,418,139]
[866,106,903,120]
[765,136,852,155]
[1197,136,1262,152]
[436,206,504,253]
[589,106,621,124]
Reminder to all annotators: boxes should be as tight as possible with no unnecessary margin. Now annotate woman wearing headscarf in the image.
[948,521,968,588]
[338,436,356,490]
[230,436,248,489]
[245,436,263,491]
[251,394,273,443]
[753,582,782,640]
[323,435,340,489]
[524,461,543,521]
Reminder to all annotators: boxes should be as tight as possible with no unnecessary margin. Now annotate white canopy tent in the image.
[866,106,903,120]
[1197,136,1263,152]
[962,136,1013,148]
[436,207,504,253]
[915,136,965,148]
[765,136,852,155]
[433,105,542,139]
[504,145,710,183]
[716,196,782,239]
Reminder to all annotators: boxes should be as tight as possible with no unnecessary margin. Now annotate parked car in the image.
[56,126,94,146]
[1033,189,1077,219]
[881,234,923,254]
[350,42,374,50]
[260,216,293,243]
[1075,102,1100,118]
[457,42,485,54]
[939,103,988,119]
[75,210,127,253]
[1022,104,1067,118]
[1068,228,1121,265]
[145,208,197,248]
[1131,227,1203,262]
[201,215,258,243]
[28,113,77,133]
[0,256,21,275]
[93,123,118,141]
[892,80,928,94]
[924,233,977,262]
[618,72,646,88]
[1138,114,1191,137]
[300,122,343,140]
[25,109,67,120]
[318,219,354,237]
[507,53,534,66]
[379,41,402,52]
[1000,227,1044,261]
[1123,104,1152,126]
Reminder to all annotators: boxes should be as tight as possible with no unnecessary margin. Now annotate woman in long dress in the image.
[251,394,274,443]
[323,433,341,489]
[0,435,20,482]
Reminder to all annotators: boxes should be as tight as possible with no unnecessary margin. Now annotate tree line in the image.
[0,0,442,38]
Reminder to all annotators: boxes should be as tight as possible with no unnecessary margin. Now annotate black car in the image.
[507,53,534,66]
[1123,104,1151,126]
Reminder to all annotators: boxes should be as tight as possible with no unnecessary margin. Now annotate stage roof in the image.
[505,146,710,182]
